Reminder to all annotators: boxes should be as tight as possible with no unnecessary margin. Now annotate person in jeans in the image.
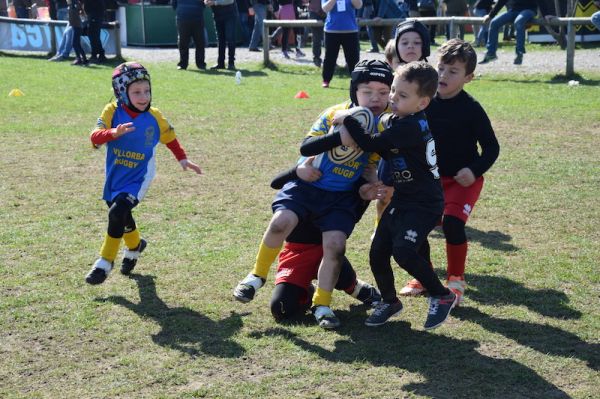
[83,0,107,63]
[308,0,326,66]
[206,0,238,70]
[248,0,270,51]
[472,0,494,47]
[479,0,554,65]
[173,0,206,70]
[321,0,362,88]
[68,0,88,66]
[359,0,379,53]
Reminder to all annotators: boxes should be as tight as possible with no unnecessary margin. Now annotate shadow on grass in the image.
[97,274,245,358]
[466,274,581,320]
[250,313,570,398]
[430,226,518,252]
[453,306,599,371]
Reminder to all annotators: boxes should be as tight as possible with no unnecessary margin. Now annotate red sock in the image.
[446,242,468,277]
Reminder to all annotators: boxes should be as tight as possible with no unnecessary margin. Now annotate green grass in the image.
[0,55,599,399]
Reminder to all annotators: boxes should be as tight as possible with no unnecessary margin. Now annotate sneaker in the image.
[282,50,290,59]
[365,300,403,327]
[312,305,340,329]
[322,81,329,88]
[48,55,66,62]
[513,52,523,65]
[71,59,84,66]
[295,48,305,57]
[248,47,261,52]
[399,278,427,296]
[210,64,225,70]
[313,57,322,67]
[447,275,466,306]
[227,63,236,71]
[354,280,382,307]
[423,291,457,330]
[478,53,498,64]
[367,48,379,53]
[177,65,187,70]
[85,258,113,285]
[121,239,147,275]
[233,273,265,303]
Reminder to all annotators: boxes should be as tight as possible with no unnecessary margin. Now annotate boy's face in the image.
[389,75,430,117]
[355,81,391,117]
[127,80,151,111]
[436,60,473,99]
[396,31,423,63]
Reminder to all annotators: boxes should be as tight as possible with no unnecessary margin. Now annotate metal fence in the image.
[262,16,594,76]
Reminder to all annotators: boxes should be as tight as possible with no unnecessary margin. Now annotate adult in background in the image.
[321,0,362,88]
[48,0,75,61]
[53,0,69,20]
[14,0,32,18]
[237,0,252,47]
[373,0,409,49]
[443,0,468,39]
[248,0,270,51]
[205,0,238,70]
[83,0,107,63]
[308,0,326,66]
[472,0,494,47]
[173,0,206,70]
[359,0,379,53]
[417,0,438,45]
[479,0,554,65]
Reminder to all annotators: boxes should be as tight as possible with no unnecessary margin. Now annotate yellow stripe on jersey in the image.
[149,107,177,144]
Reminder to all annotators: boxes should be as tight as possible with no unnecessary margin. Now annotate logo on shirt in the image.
[404,229,418,243]
[144,126,155,147]
[463,204,472,216]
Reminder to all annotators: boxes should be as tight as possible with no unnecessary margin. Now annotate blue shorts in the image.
[272,180,357,237]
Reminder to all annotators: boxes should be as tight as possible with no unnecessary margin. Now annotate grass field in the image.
[0,54,599,399]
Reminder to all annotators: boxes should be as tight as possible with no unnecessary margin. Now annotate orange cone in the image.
[294,90,309,99]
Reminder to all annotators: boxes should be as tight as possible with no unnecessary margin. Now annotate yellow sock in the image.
[251,241,282,280]
[99,234,121,262]
[123,229,141,250]
[312,287,333,308]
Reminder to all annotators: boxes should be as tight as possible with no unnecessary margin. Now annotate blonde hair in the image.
[384,39,400,69]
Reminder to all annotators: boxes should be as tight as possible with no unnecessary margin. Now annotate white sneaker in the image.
[313,305,340,329]
[233,273,265,303]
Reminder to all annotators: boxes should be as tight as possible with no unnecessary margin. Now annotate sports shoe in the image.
[282,50,290,59]
[210,64,225,70]
[354,280,382,307]
[295,48,305,57]
[312,305,340,329]
[365,300,403,327]
[48,54,66,62]
[423,290,457,330]
[399,278,427,296]
[233,273,265,303]
[227,63,236,71]
[513,52,523,65]
[447,275,466,306]
[121,239,147,275]
[313,57,322,67]
[248,47,261,52]
[85,257,113,285]
[478,53,498,64]
[322,81,329,88]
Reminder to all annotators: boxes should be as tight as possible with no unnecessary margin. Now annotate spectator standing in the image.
[274,0,304,58]
[48,0,75,61]
[472,0,494,46]
[417,0,438,45]
[321,0,363,88]
[68,0,88,66]
[359,0,379,53]
[479,0,554,65]
[54,0,68,20]
[205,0,238,70]
[0,0,7,17]
[173,0,206,70]
[443,0,468,39]
[83,0,107,63]
[248,0,270,51]
[237,0,252,46]
[373,0,409,48]
[308,0,326,65]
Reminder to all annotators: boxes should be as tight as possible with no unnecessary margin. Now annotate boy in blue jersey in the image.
[234,60,394,329]
[337,61,458,330]
[85,62,202,285]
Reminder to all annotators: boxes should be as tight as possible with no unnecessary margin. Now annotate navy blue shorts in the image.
[272,180,357,237]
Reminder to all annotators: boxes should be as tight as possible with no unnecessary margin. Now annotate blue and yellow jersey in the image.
[300,101,380,192]
[94,102,177,202]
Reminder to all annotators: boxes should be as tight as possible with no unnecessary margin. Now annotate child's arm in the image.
[464,104,500,181]
[90,122,135,147]
[165,139,203,174]
[270,157,323,189]
[300,133,343,156]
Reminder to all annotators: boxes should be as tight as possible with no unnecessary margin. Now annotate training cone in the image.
[9,89,24,97]
[294,90,309,99]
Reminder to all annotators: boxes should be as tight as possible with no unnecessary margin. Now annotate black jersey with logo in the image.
[344,111,443,213]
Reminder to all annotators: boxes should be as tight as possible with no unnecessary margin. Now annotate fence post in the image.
[566,19,575,76]
[114,22,122,59]
[263,22,270,65]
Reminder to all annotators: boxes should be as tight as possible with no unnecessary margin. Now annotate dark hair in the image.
[438,38,477,75]
[395,20,431,62]
[396,61,438,99]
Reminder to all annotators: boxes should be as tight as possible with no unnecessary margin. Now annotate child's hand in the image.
[332,110,350,125]
[112,122,135,138]
[297,156,322,182]
[359,181,391,201]
[454,167,475,187]
[180,159,203,175]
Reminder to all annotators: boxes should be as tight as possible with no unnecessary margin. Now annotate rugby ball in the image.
[313,106,375,168]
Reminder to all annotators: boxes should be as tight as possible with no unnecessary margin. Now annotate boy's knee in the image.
[442,215,466,245]
[323,236,346,259]
[268,213,296,236]
[108,202,128,224]
[392,246,418,267]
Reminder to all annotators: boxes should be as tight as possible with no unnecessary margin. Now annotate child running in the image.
[85,62,202,285]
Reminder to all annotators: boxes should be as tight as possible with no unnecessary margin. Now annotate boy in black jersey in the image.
[399,39,500,304]
[337,61,458,329]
